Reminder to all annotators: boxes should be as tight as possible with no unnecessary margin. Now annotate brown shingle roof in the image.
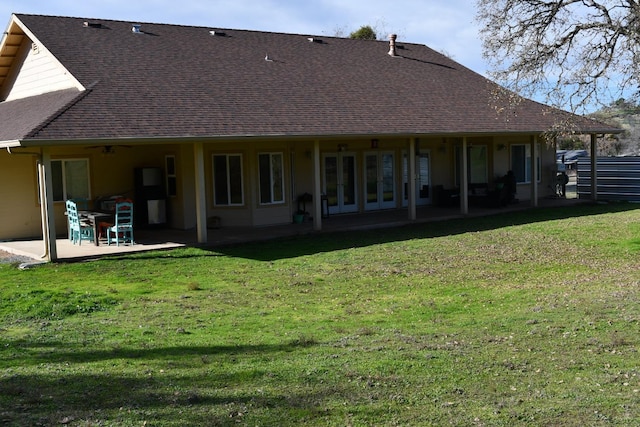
[2,14,620,143]
[0,88,85,142]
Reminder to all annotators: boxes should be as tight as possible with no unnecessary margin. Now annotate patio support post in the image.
[313,140,322,231]
[590,133,598,202]
[193,142,208,244]
[531,135,539,207]
[461,137,469,215]
[39,148,57,261]
[408,138,417,220]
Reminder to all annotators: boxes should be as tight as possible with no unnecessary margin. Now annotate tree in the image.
[349,25,377,40]
[590,98,640,154]
[476,0,640,113]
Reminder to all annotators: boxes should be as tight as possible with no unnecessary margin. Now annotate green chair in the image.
[66,200,94,245]
[106,201,134,246]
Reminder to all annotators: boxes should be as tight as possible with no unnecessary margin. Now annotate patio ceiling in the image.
[0,20,26,90]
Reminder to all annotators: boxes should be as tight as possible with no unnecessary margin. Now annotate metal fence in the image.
[577,156,640,201]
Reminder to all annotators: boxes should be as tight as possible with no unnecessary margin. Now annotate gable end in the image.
[1,15,84,102]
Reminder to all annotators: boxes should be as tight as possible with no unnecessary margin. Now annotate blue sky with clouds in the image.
[1,0,485,73]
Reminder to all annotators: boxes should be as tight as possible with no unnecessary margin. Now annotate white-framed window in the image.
[511,144,541,183]
[212,154,244,206]
[50,159,90,202]
[165,155,177,197]
[258,152,284,204]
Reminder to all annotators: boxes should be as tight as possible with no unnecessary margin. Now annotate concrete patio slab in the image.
[0,198,585,263]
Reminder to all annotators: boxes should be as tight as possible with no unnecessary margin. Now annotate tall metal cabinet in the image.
[134,167,167,227]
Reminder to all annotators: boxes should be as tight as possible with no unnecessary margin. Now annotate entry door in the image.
[323,153,358,214]
[364,151,396,211]
[402,150,431,206]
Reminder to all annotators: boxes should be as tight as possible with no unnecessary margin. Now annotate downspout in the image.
[6,147,57,260]
[37,160,50,259]
[40,147,57,261]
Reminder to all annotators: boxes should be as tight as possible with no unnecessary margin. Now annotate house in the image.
[0,14,620,260]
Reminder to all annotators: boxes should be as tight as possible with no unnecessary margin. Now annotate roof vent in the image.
[131,24,142,34]
[209,30,226,37]
[388,34,398,57]
[307,37,323,43]
[83,21,103,29]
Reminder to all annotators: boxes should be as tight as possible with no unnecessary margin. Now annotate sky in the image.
[0,0,486,74]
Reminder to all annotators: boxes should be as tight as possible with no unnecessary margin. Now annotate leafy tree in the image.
[590,98,640,155]
[558,137,587,151]
[476,0,640,113]
[349,25,377,40]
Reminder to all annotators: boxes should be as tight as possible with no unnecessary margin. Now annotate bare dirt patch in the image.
[0,250,33,264]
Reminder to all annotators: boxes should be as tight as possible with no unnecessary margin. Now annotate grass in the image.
[0,203,639,426]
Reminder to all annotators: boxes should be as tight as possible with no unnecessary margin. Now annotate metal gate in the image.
[577,157,640,201]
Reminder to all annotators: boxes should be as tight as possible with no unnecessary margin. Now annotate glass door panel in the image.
[417,152,430,204]
[323,153,358,214]
[325,155,338,208]
[382,153,395,204]
[342,155,356,208]
[365,154,378,205]
[365,152,395,210]
[403,150,431,206]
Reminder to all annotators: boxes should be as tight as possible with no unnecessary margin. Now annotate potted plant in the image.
[293,210,305,224]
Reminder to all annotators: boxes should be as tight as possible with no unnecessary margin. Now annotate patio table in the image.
[79,211,113,246]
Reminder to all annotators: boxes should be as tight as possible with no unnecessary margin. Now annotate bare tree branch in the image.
[476,0,640,113]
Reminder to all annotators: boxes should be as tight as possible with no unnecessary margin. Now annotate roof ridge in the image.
[12,13,424,45]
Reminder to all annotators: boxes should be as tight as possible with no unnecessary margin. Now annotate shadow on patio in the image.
[0,197,592,263]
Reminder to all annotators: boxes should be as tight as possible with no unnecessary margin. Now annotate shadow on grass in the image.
[98,203,639,263]
[0,340,316,367]
[0,370,347,426]
[1,340,332,425]
[216,203,640,261]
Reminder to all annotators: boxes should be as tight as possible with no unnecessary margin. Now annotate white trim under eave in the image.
[1,141,24,149]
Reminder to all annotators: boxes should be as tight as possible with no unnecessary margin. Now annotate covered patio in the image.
[0,197,585,263]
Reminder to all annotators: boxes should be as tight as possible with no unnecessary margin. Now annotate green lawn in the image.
[1,204,639,426]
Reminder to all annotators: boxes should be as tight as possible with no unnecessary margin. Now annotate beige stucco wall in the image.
[203,140,297,228]
[0,134,559,241]
[0,144,184,240]
[493,135,557,201]
[0,149,42,240]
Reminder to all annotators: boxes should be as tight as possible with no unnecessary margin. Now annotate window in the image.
[455,145,488,186]
[258,153,284,204]
[468,146,488,183]
[50,159,90,202]
[511,144,541,183]
[165,155,177,197]
[213,154,244,206]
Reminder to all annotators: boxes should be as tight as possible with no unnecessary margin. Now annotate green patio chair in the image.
[106,201,134,246]
[66,200,94,245]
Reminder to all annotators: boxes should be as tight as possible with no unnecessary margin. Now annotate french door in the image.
[364,151,396,211]
[402,150,431,206]
[323,153,358,214]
